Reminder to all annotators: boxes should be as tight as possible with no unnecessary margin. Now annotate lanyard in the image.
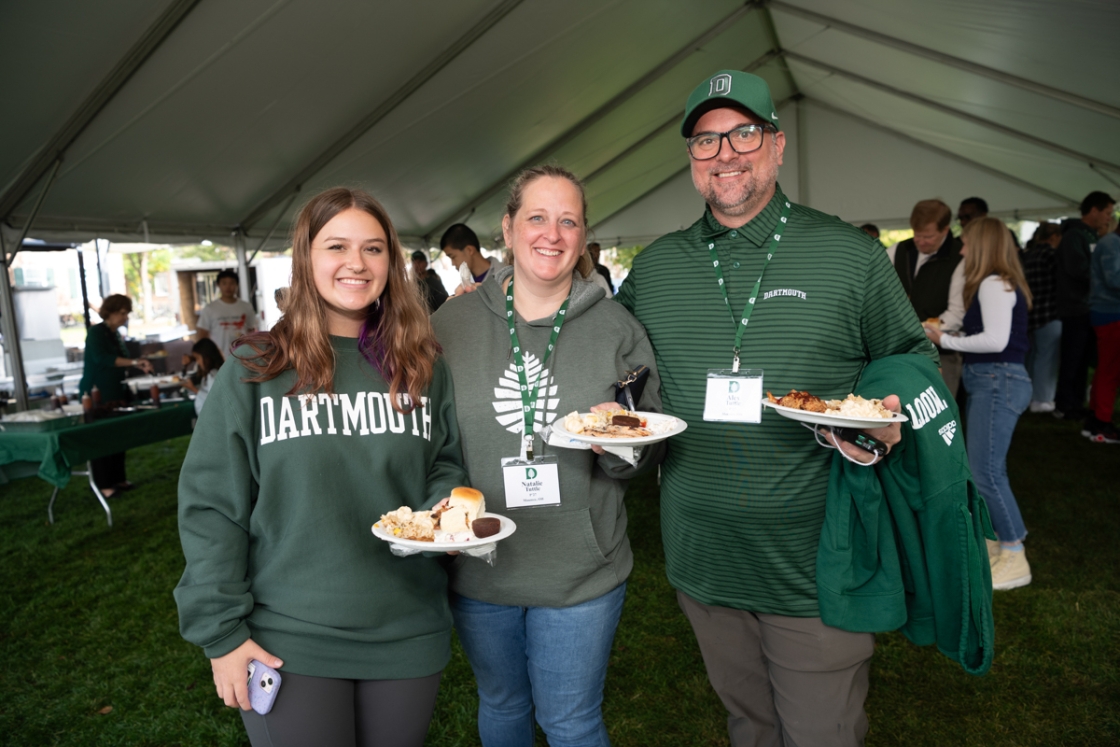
[706,199,791,372]
[506,278,570,460]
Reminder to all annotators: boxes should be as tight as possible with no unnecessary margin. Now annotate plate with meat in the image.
[762,390,908,430]
[550,408,687,446]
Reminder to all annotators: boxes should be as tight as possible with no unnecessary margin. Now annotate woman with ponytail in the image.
[175,187,467,747]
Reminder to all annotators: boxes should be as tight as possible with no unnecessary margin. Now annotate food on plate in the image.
[377,487,490,543]
[472,517,501,538]
[767,390,828,413]
[767,390,893,419]
[562,408,654,438]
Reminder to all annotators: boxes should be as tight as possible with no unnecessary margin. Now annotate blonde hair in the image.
[237,188,439,412]
[961,217,1032,311]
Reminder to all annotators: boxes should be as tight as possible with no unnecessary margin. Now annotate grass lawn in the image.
[0,411,1116,746]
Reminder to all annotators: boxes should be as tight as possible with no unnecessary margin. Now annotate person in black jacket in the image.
[1054,191,1116,420]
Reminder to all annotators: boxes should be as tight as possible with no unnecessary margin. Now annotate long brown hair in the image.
[961,217,1032,310]
[237,187,439,412]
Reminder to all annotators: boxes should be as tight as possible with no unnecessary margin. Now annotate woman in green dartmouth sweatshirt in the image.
[175,188,468,747]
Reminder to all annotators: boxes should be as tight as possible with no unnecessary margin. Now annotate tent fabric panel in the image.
[798,100,1070,227]
[17,0,507,226]
[274,0,748,237]
[0,0,170,195]
[780,0,1120,109]
[785,58,1105,204]
[771,17,1120,166]
[590,167,703,247]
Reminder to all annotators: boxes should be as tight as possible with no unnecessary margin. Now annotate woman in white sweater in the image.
[923,217,1033,591]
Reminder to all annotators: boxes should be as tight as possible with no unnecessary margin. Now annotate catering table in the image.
[0,401,196,527]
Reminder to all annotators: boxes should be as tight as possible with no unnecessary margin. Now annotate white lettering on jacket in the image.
[258,392,432,446]
[761,288,807,301]
[904,385,949,430]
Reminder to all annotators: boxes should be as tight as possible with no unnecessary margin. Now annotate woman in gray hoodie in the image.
[431,165,663,747]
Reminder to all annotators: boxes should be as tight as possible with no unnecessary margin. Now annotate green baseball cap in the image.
[680,70,780,137]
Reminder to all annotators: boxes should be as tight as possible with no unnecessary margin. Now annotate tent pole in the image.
[0,159,62,411]
[96,239,107,297]
[235,231,251,303]
[245,191,297,265]
[783,51,1120,176]
[766,0,1120,122]
[77,249,92,330]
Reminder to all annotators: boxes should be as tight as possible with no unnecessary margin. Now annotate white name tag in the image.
[501,456,561,509]
[703,369,763,423]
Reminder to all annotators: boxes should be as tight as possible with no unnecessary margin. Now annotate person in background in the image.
[957,197,989,229]
[274,286,290,314]
[887,199,965,396]
[79,294,154,497]
[1085,216,1120,443]
[196,268,258,356]
[411,250,449,313]
[859,223,880,240]
[432,165,663,747]
[175,187,468,747]
[1022,223,1064,413]
[1054,191,1116,420]
[181,337,223,415]
[441,223,503,294]
[586,241,614,295]
[924,217,1033,590]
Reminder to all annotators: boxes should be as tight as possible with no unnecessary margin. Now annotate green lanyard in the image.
[505,278,570,460]
[706,199,791,372]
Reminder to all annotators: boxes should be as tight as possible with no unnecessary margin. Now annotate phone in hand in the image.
[246,659,282,715]
[823,426,889,458]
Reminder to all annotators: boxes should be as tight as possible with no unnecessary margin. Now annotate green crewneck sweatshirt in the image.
[174,336,468,680]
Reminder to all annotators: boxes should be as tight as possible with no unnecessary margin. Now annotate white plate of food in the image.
[762,390,907,430]
[372,512,516,551]
[549,409,687,446]
[371,487,516,551]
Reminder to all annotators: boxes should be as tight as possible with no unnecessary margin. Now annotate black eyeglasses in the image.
[686,124,774,160]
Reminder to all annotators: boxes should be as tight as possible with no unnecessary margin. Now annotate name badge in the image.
[703,368,763,423]
[501,455,561,509]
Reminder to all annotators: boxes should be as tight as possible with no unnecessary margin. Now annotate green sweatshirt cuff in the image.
[201,622,251,660]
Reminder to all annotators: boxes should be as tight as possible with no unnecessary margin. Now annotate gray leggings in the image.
[240,670,442,747]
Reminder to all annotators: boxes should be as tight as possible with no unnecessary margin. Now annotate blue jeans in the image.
[1026,319,1062,403]
[451,582,626,747]
[963,363,1031,542]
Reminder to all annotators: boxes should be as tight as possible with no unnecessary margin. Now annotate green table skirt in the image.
[0,402,195,488]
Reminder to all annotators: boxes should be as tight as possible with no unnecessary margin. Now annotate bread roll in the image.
[448,486,485,523]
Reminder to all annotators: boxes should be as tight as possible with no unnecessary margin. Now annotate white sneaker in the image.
[1029,401,1055,413]
[991,549,1032,591]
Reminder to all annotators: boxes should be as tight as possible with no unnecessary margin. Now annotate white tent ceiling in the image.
[3,0,1118,253]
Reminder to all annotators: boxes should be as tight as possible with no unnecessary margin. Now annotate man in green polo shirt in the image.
[617,70,937,746]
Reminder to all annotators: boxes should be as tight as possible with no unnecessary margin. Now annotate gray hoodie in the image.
[431,264,663,608]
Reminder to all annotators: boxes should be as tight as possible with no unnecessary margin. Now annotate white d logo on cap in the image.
[709,73,732,97]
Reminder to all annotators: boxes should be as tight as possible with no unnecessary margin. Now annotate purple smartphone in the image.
[246,659,282,715]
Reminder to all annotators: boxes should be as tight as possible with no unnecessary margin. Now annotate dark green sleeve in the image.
[861,238,940,365]
[616,267,637,314]
[422,358,469,507]
[173,362,257,658]
[84,325,121,370]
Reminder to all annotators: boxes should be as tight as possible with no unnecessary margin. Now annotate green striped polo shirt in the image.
[617,185,937,616]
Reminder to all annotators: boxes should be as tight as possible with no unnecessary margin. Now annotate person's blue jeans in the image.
[1026,319,1062,404]
[962,362,1032,542]
[451,582,626,747]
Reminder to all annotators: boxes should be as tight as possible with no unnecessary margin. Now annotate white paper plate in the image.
[762,400,907,430]
[371,512,516,551]
[549,411,687,446]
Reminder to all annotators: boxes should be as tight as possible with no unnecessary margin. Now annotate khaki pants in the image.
[940,349,962,398]
[678,591,874,747]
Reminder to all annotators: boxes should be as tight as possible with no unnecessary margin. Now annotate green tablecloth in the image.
[0,402,195,488]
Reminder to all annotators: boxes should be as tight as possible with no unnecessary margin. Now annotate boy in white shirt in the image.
[196,269,258,356]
